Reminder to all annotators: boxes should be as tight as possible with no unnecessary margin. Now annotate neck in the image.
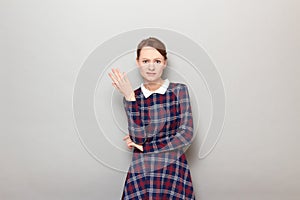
[143,79,164,91]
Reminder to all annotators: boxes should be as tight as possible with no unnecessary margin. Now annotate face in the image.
[136,46,167,84]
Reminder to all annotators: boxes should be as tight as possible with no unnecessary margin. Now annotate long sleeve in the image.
[123,84,194,153]
[148,84,194,153]
[123,96,147,145]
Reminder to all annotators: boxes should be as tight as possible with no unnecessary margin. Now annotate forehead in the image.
[139,46,164,59]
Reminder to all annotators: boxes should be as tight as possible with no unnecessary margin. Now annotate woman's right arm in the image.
[123,96,147,145]
[108,68,144,151]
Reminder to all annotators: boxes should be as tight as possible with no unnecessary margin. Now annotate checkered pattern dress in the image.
[121,82,196,200]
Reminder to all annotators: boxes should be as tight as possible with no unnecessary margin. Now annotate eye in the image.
[155,60,162,64]
[142,60,148,64]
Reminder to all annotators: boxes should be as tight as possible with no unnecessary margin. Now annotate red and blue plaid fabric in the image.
[122,82,196,200]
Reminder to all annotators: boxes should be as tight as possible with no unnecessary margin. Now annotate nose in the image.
[148,63,155,70]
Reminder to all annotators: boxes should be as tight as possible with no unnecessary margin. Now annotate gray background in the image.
[1,0,299,199]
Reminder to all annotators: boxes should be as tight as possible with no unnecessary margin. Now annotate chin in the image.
[145,77,159,83]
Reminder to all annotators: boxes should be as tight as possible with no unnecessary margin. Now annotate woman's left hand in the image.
[123,134,143,152]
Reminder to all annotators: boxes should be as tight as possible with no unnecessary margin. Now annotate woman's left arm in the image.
[145,84,194,153]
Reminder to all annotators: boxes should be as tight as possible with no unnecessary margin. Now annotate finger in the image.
[119,71,125,81]
[123,135,130,141]
[112,68,121,80]
[109,76,118,87]
[110,69,119,82]
[115,68,123,80]
[108,72,118,83]
[109,73,121,88]
[112,82,119,89]
[123,135,129,140]
[126,137,132,143]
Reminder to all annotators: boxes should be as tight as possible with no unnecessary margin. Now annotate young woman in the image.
[109,37,196,199]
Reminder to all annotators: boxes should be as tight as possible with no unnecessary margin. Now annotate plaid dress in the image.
[122,80,196,200]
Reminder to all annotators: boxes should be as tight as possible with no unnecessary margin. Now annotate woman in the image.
[109,37,196,200]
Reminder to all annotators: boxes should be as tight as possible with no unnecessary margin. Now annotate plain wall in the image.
[1,0,299,199]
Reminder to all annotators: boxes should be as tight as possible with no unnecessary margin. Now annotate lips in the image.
[146,72,156,75]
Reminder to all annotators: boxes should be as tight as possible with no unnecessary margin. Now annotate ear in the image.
[163,59,168,69]
[136,59,140,68]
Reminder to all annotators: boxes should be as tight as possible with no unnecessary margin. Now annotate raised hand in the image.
[108,68,135,101]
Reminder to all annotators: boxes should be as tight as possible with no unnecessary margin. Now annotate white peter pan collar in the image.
[141,79,170,98]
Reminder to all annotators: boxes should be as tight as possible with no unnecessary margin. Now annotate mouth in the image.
[146,72,156,75]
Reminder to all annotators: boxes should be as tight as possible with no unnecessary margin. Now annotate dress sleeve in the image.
[123,96,147,145]
[149,84,194,153]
